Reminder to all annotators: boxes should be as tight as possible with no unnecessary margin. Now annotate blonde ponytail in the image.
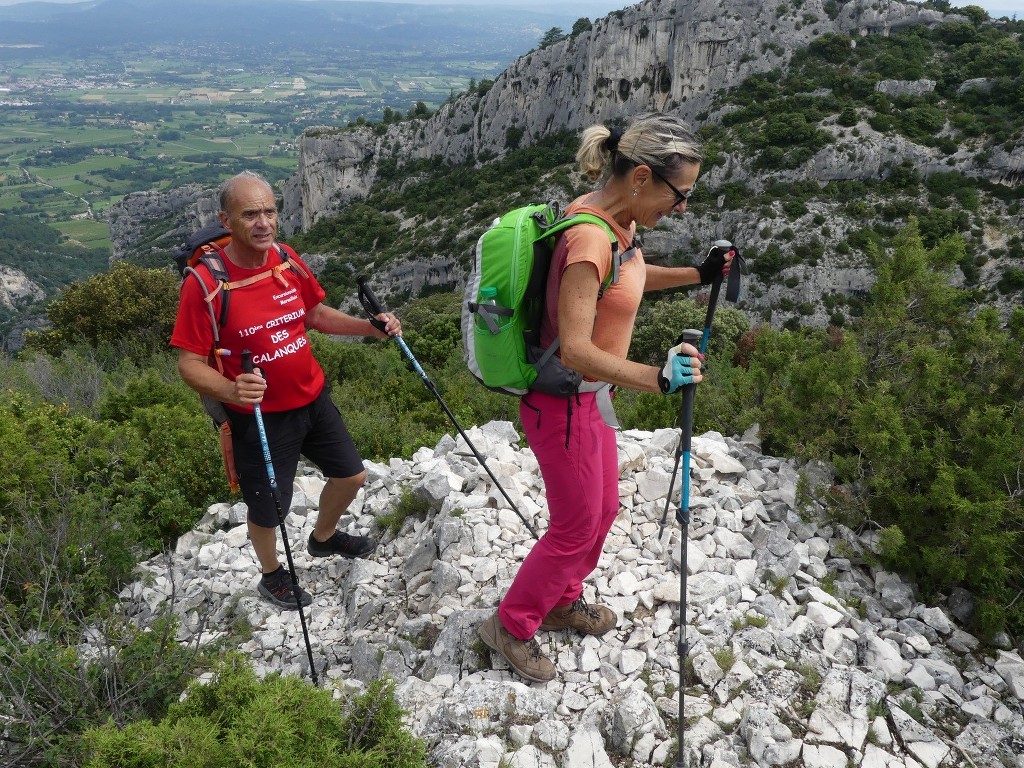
[576,113,702,183]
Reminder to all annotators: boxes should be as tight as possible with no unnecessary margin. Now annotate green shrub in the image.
[740,223,1024,635]
[99,363,199,422]
[0,373,225,561]
[83,655,427,768]
[629,296,750,365]
[749,244,788,279]
[837,105,858,126]
[25,263,180,363]
[377,485,433,536]
[997,267,1024,294]
[1,611,217,767]
[120,402,230,545]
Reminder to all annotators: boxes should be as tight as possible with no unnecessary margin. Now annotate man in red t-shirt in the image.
[170,171,401,610]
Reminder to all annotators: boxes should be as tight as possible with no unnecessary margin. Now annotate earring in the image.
[632,188,638,197]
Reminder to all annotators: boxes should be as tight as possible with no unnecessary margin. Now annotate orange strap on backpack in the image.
[218,420,240,494]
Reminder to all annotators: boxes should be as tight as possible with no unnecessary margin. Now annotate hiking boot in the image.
[478,612,555,683]
[307,530,376,559]
[539,596,616,635]
[257,566,312,610]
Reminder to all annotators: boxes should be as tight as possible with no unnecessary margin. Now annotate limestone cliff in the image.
[106,0,962,242]
[106,0,1022,328]
[283,0,954,231]
[109,185,220,265]
[0,264,44,310]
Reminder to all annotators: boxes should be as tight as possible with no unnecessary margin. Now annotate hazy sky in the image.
[0,0,1017,17]
[961,0,1021,17]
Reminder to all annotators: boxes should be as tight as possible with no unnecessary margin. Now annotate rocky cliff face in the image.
[108,184,220,265]
[283,0,954,231]
[100,0,963,243]
[0,264,44,310]
[106,0,1022,327]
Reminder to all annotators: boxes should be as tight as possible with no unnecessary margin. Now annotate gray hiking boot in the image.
[307,530,376,559]
[478,611,555,683]
[538,596,616,635]
[257,566,312,610]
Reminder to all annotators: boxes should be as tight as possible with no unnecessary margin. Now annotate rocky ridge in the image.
[286,0,956,232]
[118,422,1024,768]
[108,184,220,265]
[0,264,43,310]
[104,0,1023,330]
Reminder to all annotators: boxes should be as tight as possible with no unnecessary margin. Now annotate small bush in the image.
[83,655,427,768]
[1,611,217,767]
[711,647,736,671]
[377,485,432,536]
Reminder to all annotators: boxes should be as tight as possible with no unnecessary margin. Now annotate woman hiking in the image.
[478,113,734,682]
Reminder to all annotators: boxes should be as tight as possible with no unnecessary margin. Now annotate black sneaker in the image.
[257,566,312,609]
[307,530,376,559]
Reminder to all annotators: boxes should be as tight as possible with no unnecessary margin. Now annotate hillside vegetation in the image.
[1,6,1023,767]
[282,12,1024,330]
[3,211,1023,765]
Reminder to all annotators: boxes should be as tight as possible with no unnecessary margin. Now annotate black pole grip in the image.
[356,276,388,333]
[241,349,254,375]
[679,385,696,453]
[677,329,702,448]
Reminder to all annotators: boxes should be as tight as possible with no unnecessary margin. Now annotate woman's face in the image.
[636,162,700,228]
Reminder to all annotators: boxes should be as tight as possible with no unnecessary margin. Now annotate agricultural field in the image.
[0,48,503,251]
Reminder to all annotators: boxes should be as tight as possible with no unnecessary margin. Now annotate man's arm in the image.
[177,349,267,406]
[305,303,401,339]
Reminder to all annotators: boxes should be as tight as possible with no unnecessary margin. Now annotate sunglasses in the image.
[649,168,694,207]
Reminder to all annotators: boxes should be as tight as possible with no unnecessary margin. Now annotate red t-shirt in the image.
[170,244,327,413]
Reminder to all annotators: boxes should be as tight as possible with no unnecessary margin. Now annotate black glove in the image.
[697,246,729,286]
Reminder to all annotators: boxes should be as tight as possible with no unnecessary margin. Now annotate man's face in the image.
[220,178,278,256]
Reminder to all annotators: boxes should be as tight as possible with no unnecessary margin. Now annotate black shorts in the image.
[226,387,364,528]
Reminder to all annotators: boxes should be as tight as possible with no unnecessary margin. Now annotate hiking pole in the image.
[659,240,736,535]
[355,276,539,539]
[241,350,320,686]
[697,240,734,355]
[660,329,701,767]
[654,240,742,766]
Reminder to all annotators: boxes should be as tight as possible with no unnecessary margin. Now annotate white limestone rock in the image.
[993,650,1024,700]
[739,704,802,765]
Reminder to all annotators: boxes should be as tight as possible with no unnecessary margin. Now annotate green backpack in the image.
[461,202,636,396]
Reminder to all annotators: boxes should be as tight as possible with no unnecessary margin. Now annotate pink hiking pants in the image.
[499,389,620,639]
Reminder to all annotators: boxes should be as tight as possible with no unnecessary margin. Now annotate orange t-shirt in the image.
[539,198,646,363]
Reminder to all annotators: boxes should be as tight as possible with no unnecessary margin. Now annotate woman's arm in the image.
[644,248,735,292]
[644,264,701,292]
[557,263,701,393]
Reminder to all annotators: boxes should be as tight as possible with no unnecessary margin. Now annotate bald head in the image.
[219,171,273,214]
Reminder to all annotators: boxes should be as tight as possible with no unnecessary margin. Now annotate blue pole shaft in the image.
[355,277,539,539]
[674,351,698,768]
[241,350,320,686]
[670,243,732,764]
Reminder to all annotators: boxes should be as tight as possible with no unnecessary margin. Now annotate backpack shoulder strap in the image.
[182,255,230,373]
[274,242,311,280]
[194,249,232,327]
[199,243,308,315]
